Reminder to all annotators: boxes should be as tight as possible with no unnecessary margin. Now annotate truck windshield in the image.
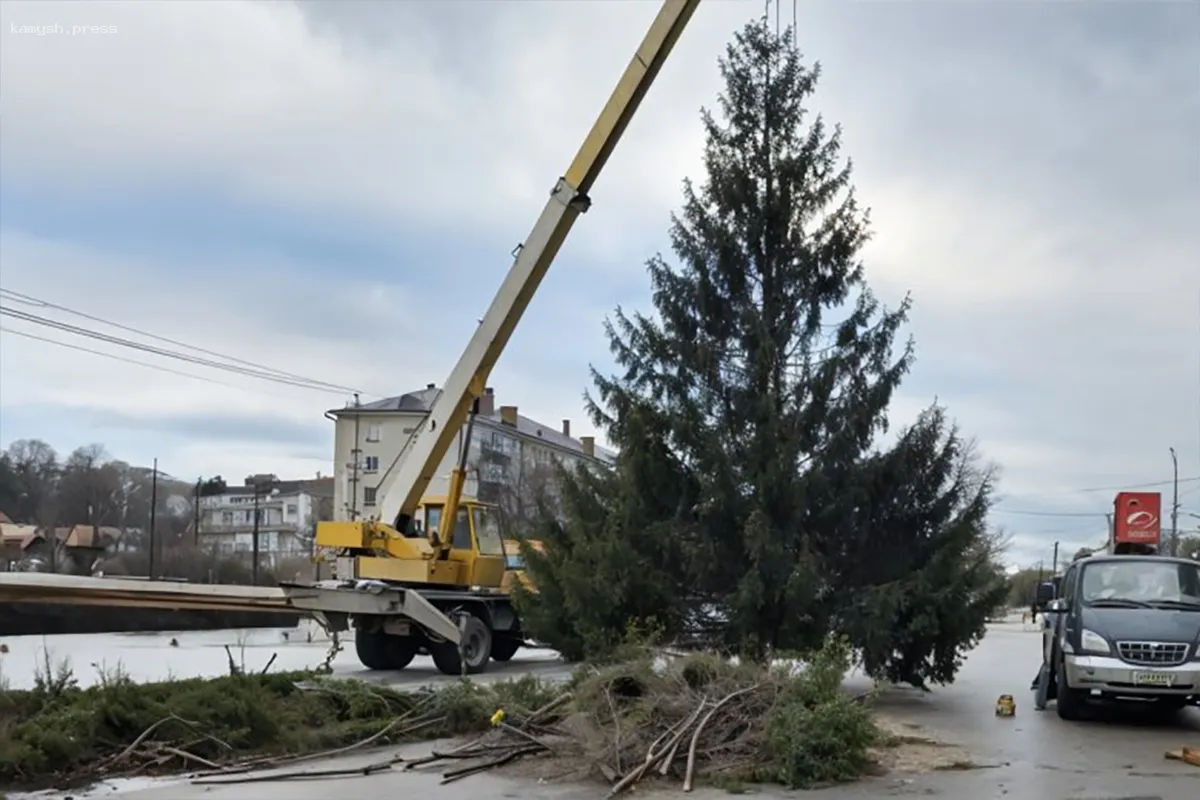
[1081,561,1200,605]
[472,506,505,557]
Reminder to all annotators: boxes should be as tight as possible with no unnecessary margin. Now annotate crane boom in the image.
[375,0,702,530]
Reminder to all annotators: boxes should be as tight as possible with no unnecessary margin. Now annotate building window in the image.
[363,455,379,472]
[221,511,233,525]
[364,486,378,506]
[366,424,382,442]
[286,503,298,518]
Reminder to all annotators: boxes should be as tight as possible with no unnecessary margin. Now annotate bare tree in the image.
[3,439,60,524]
[297,493,335,554]
[476,439,562,537]
[57,444,123,527]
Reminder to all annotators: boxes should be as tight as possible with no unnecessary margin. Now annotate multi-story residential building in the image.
[197,475,334,566]
[329,386,614,524]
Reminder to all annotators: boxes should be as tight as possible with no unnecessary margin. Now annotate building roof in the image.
[349,386,443,413]
[0,523,121,551]
[221,476,336,498]
[330,387,616,463]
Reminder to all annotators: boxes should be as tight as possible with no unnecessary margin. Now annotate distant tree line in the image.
[0,438,304,585]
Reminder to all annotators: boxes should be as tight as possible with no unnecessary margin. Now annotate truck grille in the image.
[1116,641,1189,667]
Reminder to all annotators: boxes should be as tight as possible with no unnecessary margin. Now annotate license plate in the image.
[1133,671,1176,687]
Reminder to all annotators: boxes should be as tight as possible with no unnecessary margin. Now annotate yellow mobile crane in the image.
[284,0,702,675]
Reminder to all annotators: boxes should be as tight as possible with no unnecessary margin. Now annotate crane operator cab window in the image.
[473,505,505,557]
[419,502,505,556]
[452,507,472,550]
[423,506,442,542]
[420,505,468,548]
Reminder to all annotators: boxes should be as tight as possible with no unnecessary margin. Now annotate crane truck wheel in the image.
[430,614,492,676]
[490,637,521,662]
[355,627,417,670]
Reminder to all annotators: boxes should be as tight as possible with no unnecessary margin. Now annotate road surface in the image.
[0,619,572,690]
[832,621,1200,798]
[5,621,1199,799]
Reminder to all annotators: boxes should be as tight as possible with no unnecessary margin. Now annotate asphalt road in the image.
[15,622,1200,800]
[826,621,1200,799]
[0,621,572,690]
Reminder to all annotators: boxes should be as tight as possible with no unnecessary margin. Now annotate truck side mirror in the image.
[1035,581,1057,607]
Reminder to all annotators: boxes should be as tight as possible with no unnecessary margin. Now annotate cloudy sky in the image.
[1,0,1197,566]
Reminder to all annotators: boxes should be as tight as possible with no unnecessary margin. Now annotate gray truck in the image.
[1033,553,1200,719]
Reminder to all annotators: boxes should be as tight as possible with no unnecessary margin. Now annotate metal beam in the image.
[0,573,293,614]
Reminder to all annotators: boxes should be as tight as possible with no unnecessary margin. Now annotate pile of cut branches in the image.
[563,638,878,793]
[404,638,880,795]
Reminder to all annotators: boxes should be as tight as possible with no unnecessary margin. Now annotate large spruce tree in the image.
[516,18,1005,684]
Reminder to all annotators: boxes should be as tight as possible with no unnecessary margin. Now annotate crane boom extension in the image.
[375,0,701,531]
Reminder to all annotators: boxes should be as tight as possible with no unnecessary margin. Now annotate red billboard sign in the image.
[1112,491,1161,546]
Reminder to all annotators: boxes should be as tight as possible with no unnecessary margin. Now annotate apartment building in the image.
[197,475,334,565]
[328,385,614,522]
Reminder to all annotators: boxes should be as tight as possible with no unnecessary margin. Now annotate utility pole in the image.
[1170,447,1180,557]
[1051,541,1059,575]
[252,487,262,586]
[194,477,202,547]
[148,458,159,580]
[350,393,361,521]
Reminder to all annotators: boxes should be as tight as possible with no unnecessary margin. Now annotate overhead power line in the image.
[0,305,353,394]
[996,476,1200,519]
[0,287,346,388]
[994,509,1110,518]
[0,290,367,395]
[1077,475,1200,492]
[1,326,245,390]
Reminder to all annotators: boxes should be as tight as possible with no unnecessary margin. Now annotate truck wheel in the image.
[355,628,390,670]
[1054,653,1085,720]
[431,614,492,676]
[491,637,521,662]
[382,635,417,669]
[1153,697,1186,716]
[355,628,417,670]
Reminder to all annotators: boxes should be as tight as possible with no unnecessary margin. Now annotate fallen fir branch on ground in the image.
[0,659,560,790]
[0,637,886,794]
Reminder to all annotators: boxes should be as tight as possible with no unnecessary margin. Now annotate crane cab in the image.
[317,495,507,589]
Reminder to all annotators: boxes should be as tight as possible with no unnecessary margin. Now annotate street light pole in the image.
[1170,447,1179,557]
[193,477,202,547]
[252,488,261,586]
[149,458,159,580]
